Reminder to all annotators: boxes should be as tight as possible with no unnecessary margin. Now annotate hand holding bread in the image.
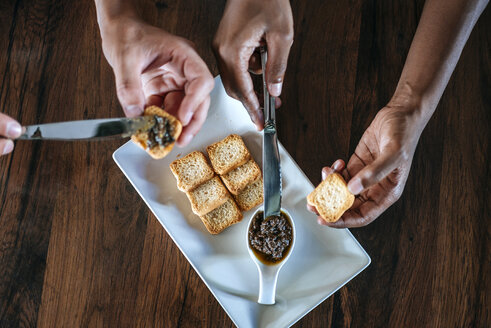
[96,13,214,146]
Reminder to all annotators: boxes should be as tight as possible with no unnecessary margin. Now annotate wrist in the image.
[95,0,142,37]
[389,80,434,128]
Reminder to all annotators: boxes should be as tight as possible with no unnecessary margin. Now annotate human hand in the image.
[99,17,214,146]
[0,113,22,156]
[308,104,426,228]
[213,0,293,130]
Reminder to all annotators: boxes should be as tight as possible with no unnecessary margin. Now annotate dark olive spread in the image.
[146,115,174,149]
[248,211,293,264]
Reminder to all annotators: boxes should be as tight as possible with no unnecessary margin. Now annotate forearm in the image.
[391,0,488,123]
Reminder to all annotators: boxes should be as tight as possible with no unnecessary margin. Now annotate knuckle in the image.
[270,29,294,45]
[360,174,376,189]
[222,85,239,101]
[398,148,411,162]
[390,185,404,203]
[213,42,234,62]
[269,62,287,80]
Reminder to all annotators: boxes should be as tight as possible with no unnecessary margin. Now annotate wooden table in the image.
[0,1,489,327]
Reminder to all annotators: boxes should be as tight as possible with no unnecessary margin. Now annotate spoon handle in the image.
[258,265,280,305]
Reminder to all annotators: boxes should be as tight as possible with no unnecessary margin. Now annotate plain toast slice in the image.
[170,151,215,192]
[200,198,243,234]
[206,134,251,174]
[307,173,355,223]
[234,178,263,212]
[221,159,261,195]
[186,176,229,216]
[131,106,182,159]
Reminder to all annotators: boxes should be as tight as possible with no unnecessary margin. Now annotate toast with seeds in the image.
[234,178,264,212]
[221,159,261,195]
[186,176,229,216]
[307,173,354,223]
[206,134,251,175]
[200,198,243,234]
[170,151,215,192]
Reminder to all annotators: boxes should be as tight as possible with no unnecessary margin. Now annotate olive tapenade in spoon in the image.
[248,210,293,265]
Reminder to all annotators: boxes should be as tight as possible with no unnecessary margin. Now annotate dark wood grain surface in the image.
[0,0,489,327]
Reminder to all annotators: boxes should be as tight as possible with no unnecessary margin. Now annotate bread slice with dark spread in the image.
[131,106,182,159]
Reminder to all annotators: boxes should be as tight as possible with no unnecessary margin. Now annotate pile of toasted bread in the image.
[170,135,263,234]
[132,106,355,227]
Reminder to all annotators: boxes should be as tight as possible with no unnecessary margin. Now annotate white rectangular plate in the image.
[113,76,370,328]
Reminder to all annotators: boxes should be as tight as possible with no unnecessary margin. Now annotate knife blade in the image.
[260,46,282,218]
[16,116,156,141]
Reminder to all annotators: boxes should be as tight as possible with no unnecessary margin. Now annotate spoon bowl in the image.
[246,207,296,305]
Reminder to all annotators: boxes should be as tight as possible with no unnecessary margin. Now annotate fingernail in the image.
[6,122,22,138]
[2,140,14,155]
[333,160,343,171]
[348,177,363,195]
[181,134,193,146]
[270,83,282,97]
[322,169,328,180]
[126,105,142,117]
[183,111,193,125]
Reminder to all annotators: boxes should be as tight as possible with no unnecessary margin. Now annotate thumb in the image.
[265,33,293,97]
[113,60,145,117]
[347,151,400,195]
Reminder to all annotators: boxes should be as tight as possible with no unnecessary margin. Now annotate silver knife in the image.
[261,46,282,218]
[16,116,156,141]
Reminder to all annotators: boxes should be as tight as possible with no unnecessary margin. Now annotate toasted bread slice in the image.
[131,106,182,159]
[186,176,229,216]
[200,198,243,234]
[170,151,215,192]
[307,173,355,223]
[206,134,251,175]
[221,159,261,195]
[234,178,263,212]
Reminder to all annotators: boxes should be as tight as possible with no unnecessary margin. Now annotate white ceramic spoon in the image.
[247,207,296,305]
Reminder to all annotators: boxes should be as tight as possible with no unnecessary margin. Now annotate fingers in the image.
[113,58,145,117]
[307,203,319,215]
[177,75,213,126]
[177,96,210,147]
[0,139,14,155]
[248,51,262,74]
[0,113,22,139]
[347,151,400,195]
[146,95,164,108]
[162,91,184,117]
[214,45,263,130]
[325,197,391,228]
[231,64,263,130]
[176,55,214,126]
[265,32,293,97]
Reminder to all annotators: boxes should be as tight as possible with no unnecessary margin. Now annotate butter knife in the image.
[260,46,282,218]
[17,116,155,141]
